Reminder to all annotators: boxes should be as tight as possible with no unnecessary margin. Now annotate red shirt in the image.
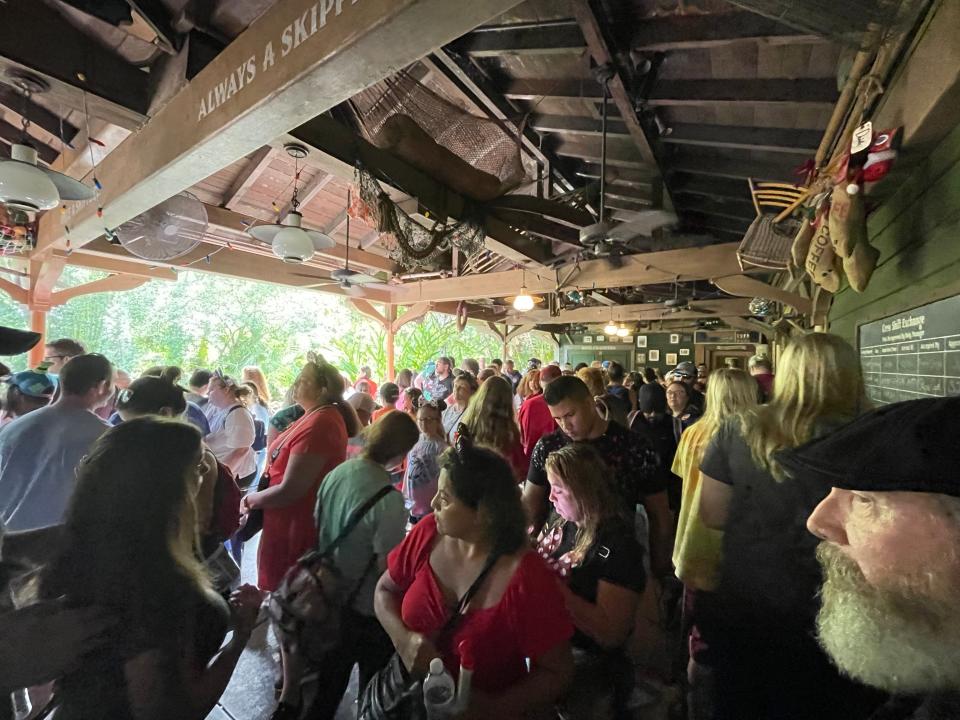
[257,406,347,591]
[387,514,572,693]
[518,393,556,460]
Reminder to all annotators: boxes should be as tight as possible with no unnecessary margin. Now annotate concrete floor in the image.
[206,535,357,720]
[206,536,678,720]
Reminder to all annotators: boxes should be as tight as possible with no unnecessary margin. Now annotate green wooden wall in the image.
[829,120,960,345]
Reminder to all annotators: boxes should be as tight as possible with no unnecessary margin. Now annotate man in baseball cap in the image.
[780,396,960,719]
[2,370,56,426]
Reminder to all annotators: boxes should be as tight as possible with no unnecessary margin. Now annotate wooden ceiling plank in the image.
[278,171,334,219]
[35,0,529,255]
[456,21,585,56]
[632,12,823,52]
[669,154,800,183]
[222,146,276,211]
[531,113,630,137]
[662,123,821,154]
[648,78,839,107]
[0,87,78,145]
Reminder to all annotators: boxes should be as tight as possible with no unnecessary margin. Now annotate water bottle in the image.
[11,689,31,720]
[423,657,456,719]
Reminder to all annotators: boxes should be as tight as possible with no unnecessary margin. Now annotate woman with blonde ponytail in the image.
[697,334,880,720]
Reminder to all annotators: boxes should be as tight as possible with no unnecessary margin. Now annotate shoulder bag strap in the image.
[438,551,502,638]
[317,484,395,560]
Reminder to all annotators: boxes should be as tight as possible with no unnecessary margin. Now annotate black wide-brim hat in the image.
[0,326,41,356]
[778,396,960,498]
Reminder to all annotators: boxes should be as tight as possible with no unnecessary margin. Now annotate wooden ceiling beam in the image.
[278,171,334,220]
[288,116,555,266]
[73,239,394,302]
[647,79,838,108]
[571,0,662,171]
[669,155,800,183]
[504,78,605,101]
[0,0,150,129]
[680,212,751,234]
[531,114,630,137]
[456,21,585,56]
[54,249,177,280]
[556,143,650,170]
[674,195,757,220]
[222,146,276,211]
[504,297,751,324]
[391,242,743,303]
[35,0,527,255]
[670,174,749,201]
[632,12,823,52]
[662,123,822,155]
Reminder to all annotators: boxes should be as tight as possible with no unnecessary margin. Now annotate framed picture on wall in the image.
[636,336,648,348]
[670,333,680,344]
[679,348,690,356]
[583,336,593,343]
[636,352,646,363]
[595,335,605,342]
[649,349,660,362]
[666,352,678,366]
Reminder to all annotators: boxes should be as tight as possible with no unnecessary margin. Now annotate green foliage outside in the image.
[0,265,555,399]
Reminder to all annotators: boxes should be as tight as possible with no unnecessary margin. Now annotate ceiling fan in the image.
[292,190,392,295]
[659,279,717,316]
[576,65,678,263]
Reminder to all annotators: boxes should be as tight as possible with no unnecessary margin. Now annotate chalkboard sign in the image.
[858,295,960,405]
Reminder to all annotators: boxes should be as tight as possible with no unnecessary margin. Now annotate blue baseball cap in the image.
[5,370,56,398]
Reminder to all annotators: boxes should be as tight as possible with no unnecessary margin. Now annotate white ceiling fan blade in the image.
[607,210,678,243]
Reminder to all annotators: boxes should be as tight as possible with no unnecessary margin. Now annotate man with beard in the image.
[781,396,960,720]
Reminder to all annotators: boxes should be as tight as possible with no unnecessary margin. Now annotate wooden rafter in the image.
[505,298,751,324]
[661,124,822,155]
[456,20,584,56]
[632,12,822,52]
[278,171,334,220]
[49,274,148,306]
[222,146,275,211]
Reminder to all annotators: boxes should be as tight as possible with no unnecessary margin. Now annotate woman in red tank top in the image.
[374,431,574,718]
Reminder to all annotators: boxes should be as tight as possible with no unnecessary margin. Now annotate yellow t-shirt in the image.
[671,421,725,591]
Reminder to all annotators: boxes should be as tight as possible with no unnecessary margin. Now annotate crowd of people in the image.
[0,328,956,720]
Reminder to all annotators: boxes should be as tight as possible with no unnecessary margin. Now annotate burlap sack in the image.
[843,238,880,292]
[806,220,839,290]
[828,184,867,258]
[791,218,814,268]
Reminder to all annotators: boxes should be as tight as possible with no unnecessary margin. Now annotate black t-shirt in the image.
[527,422,668,514]
[867,694,960,720]
[537,518,645,650]
[606,384,630,406]
[699,418,840,639]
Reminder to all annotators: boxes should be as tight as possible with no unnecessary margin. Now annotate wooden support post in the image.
[28,309,46,367]
[385,305,397,381]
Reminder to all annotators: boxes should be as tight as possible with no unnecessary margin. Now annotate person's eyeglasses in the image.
[43,355,66,362]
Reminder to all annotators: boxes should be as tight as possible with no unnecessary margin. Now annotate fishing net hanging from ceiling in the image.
[353,165,486,270]
[348,68,531,201]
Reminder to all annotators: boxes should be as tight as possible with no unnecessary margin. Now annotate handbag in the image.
[268,485,395,665]
[358,552,501,720]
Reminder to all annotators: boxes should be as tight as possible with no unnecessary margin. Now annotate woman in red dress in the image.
[374,431,574,718]
[240,356,360,714]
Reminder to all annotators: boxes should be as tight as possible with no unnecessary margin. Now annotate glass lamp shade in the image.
[513,289,535,312]
[0,145,59,212]
[616,326,629,337]
[272,224,315,263]
[604,321,618,335]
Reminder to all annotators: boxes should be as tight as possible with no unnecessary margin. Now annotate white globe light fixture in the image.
[604,320,618,335]
[245,144,335,263]
[0,144,59,212]
[616,324,629,337]
[513,286,535,312]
